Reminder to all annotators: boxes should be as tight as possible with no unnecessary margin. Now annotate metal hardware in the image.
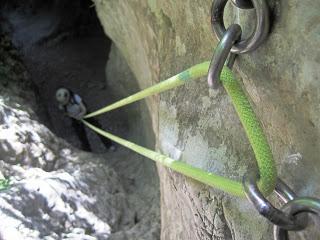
[273,197,320,240]
[211,0,269,54]
[207,24,241,88]
[275,179,296,202]
[231,0,254,9]
[243,172,308,231]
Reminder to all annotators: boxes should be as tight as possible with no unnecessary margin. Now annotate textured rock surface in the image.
[0,35,130,239]
[0,160,126,240]
[105,44,160,239]
[0,31,160,239]
[93,0,320,239]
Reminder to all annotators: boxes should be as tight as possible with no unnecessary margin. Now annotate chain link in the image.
[207,24,241,88]
[243,171,320,239]
[243,172,308,231]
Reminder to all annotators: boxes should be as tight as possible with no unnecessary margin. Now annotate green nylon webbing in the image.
[84,62,210,118]
[82,119,244,196]
[82,62,277,197]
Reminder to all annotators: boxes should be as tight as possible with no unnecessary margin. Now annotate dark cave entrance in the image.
[0,0,127,153]
[0,1,160,234]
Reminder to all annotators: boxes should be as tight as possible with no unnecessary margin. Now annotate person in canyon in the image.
[55,87,116,152]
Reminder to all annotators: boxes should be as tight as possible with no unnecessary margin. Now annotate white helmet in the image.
[56,88,70,105]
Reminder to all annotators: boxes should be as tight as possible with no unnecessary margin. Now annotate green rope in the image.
[220,68,277,196]
[84,62,210,118]
[82,62,277,197]
[82,119,244,196]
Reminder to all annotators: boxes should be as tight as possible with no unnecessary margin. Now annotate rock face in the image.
[104,44,160,240]
[0,158,127,240]
[93,0,320,239]
[0,29,160,239]
[0,35,129,239]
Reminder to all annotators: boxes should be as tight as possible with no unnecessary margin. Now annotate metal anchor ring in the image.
[207,24,241,88]
[243,172,308,231]
[273,197,320,240]
[231,0,254,9]
[211,0,270,54]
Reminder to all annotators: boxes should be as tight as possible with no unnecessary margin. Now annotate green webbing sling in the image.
[82,62,277,198]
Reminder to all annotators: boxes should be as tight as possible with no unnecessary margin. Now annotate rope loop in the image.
[208,0,276,196]
[83,64,278,197]
[83,2,277,197]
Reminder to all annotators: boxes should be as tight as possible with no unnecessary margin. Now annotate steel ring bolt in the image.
[273,197,320,240]
[231,0,254,9]
[211,0,270,54]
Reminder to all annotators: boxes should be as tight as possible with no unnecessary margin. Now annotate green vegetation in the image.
[0,178,10,191]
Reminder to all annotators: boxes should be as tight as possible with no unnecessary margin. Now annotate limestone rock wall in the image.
[94,0,320,239]
[0,34,132,240]
[0,33,160,239]
[104,44,161,239]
